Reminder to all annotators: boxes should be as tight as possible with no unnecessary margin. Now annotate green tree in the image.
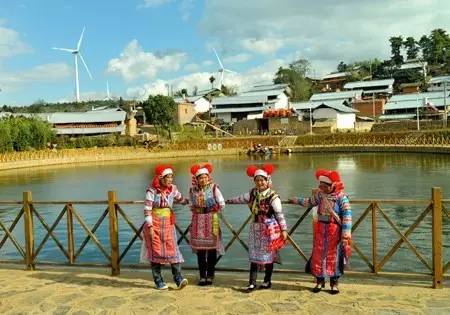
[274,59,312,101]
[389,36,404,65]
[403,37,419,60]
[419,35,433,63]
[430,28,450,64]
[337,61,348,72]
[220,84,237,96]
[141,95,177,137]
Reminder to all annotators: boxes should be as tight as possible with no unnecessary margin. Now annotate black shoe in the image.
[206,278,213,286]
[198,278,207,286]
[259,282,272,289]
[330,285,340,294]
[312,282,325,293]
[243,284,256,293]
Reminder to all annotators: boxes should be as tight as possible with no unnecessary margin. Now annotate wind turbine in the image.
[52,27,92,102]
[103,81,112,101]
[212,48,237,88]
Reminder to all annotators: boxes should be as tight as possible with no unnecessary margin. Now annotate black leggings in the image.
[197,249,217,279]
[249,262,274,285]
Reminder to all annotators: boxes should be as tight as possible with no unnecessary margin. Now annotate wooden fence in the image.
[0,188,448,288]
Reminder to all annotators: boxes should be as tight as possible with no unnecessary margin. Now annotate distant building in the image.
[318,72,350,92]
[174,95,211,113]
[211,83,290,123]
[380,91,450,121]
[344,79,394,96]
[399,82,421,94]
[11,108,127,136]
[312,101,358,130]
[428,75,450,92]
[175,102,196,125]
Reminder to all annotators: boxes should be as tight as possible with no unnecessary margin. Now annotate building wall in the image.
[273,93,289,109]
[352,99,385,117]
[232,119,259,135]
[336,113,356,129]
[194,98,211,113]
[177,103,196,125]
[313,108,338,120]
[216,112,232,123]
[268,117,310,135]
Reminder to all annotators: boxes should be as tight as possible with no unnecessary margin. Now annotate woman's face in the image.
[197,174,210,188]
[160,174,173,188]
[254,176,269,191]
[319,181,333,194]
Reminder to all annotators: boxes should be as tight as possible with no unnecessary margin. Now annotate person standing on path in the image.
[141,164,189,290]
[227,164,288,292]
[289,169,352,294]
[188,163,226,286]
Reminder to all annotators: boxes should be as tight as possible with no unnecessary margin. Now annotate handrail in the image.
[0,188,447,289]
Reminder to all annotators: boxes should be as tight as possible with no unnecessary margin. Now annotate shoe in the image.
[177,278,188,290]
[243,284,256,293]
[259,282,272,289]
[312,282,325,293]
[206,278,213,286]
[155,282,168,290]
[198,278,207,286]
[330,285,340,294]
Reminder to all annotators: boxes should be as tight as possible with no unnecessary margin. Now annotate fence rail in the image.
[0,189,448,288]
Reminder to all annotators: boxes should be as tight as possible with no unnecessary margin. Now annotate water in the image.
[0,152,449,273]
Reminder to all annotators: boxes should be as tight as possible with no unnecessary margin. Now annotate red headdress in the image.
[151,164,174,190]
[246,164,275,186]
[190,163,213,187]
[315,169,344,192]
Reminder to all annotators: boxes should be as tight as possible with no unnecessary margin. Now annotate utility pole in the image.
[444,80,448,128]
[416,91,420,131]
[309,102,313,134]
[372,93,376,119]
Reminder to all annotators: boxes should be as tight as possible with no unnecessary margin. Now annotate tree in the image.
[141,95,177,137]
[209,76,216,89]
[430,28,449,64]
[419,35,433,63]
[337,61,348,72]
[389,36,404,65]
[403,37,419,60]
[273,58,313,101]
[221,85,237,96]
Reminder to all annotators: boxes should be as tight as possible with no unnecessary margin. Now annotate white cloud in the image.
[0,63,71,91]
[223,53,252,64]
[179,0,195,21]
[107,39,187,81]
[126,59,286,99]
[202,60,214,67]
[183,63,200,72]
[200,0,450,74]
[0,25,31,59]
[240,38,284,55]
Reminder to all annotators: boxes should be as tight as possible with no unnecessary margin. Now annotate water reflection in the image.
[0,153,449,272]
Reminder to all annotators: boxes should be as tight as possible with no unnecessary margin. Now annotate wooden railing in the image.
[0,188,448,288]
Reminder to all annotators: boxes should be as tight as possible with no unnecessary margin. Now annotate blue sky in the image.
[0,0,449,106]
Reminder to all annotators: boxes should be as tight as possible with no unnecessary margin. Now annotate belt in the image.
[152,207,171,218]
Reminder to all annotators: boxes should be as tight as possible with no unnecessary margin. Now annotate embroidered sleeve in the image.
[214,186,226,208]
[227,192,251,204]
[297,192,319,207]
[144,189,154,225]
[173,185,188,204]
[271,196,287,231]
[340,195,352,239]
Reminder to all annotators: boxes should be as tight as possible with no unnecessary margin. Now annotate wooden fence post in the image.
[66,203,75,264]
[431,187,443,289]
[108,191,120,276]
[371,202,378,273]
[23,191,35,270]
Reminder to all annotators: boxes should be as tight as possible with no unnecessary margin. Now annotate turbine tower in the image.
[52,27,92,102]
[212,48,237,88]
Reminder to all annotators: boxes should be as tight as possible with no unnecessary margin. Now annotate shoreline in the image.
[0,144,449,172]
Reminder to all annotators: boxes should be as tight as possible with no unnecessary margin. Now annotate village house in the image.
[318,72,350,92]
[211,83,290,123]
[428,75,450,92]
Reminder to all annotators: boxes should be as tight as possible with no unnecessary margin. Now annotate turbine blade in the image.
[77,27,86,51]
[213,48,224,69]
[224,69,238,74]
[78,53,92,79]
[52,47,76,53]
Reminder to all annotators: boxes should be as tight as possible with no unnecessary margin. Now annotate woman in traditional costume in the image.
[141,165,189,290]
[289,169,352,294]
[188,163,225,286]
[227,164,288,292]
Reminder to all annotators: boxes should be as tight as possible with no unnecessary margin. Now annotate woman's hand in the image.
[288,198,298,204]
[180,198,189,205]
[148,226,154,239]
[281,230,288,241]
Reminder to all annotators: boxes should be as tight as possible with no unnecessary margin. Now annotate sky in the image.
[0,0,449,106]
